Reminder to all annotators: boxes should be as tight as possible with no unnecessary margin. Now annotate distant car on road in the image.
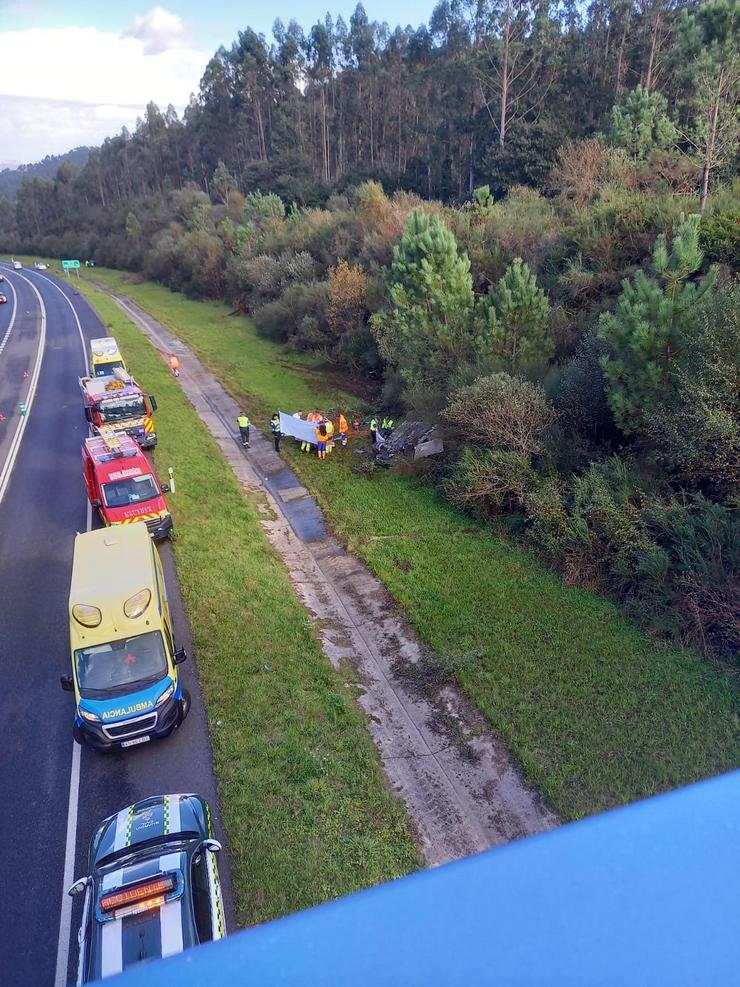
[34,261,47,270]
[11,259,22,270]
[69,793,226,983]
[0,294,6,304]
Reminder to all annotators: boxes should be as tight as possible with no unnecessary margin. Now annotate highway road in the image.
[0,265,231,987]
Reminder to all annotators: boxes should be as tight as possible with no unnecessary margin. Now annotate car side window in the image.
[191,853,212,943]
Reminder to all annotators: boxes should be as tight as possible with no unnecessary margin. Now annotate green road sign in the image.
[62,260,80,269]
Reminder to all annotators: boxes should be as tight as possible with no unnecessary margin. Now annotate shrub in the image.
[327,260,369,346]
[445,447,535,517]
[700,208,740,268]
[555,334,616,446]
[644,280,740,498]
[442,374,555,456]
[253,280,329,349]
[643,496,740,658]
[552,139,636,204]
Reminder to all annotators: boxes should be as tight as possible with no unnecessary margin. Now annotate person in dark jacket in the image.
[271,413,282,453]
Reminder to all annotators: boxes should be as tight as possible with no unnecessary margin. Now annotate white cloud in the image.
[123,6,192,55]
[0,22,208,163]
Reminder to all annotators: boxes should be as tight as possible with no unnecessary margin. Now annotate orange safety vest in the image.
[168,355,180,369]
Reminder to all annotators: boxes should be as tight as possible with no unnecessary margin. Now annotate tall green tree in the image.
[598,213,717,434]
[680,0,739,210]
[610,84,677,160]
[481,257,552,373]
[212,160,238,205]
[371,208,477,404]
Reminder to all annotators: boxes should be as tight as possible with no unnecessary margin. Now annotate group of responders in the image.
[237,410,396,459]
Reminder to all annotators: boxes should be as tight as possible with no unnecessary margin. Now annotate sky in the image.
[0,0,435,168]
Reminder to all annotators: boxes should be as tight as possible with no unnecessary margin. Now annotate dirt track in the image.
[103,286,558,866]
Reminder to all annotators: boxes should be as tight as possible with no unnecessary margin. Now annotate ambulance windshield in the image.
[75,631,168,697]
[94,360,124,378]
[103,474,158,508]
[99,395,146,422]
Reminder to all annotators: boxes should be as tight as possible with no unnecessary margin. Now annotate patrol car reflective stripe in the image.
[120,513,160,524]
[164,794,181,836]
[206,851,225,940]
[144,418,155,433]
[113,806,133,852]
[157,853,183,958]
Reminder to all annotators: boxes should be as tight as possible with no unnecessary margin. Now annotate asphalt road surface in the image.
[0,265,231,987]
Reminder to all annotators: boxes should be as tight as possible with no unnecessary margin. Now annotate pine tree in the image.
[598,213,717,434]
[679,0,739,210]
[610,85,678,160]
[371,208,477,403]
[482,257,552,373]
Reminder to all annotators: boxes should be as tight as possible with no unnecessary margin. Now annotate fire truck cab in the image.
[80,368,158,449]
[90,337,126,378]
[83,431,173,541]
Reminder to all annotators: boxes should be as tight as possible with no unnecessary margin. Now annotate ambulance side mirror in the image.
[149,396,158,412]
[84,408,92,423]
[173,647,188,665]
[161,483,170,493]
[202,839,222,853]
[60,675,74,692]
[91,498,101,508]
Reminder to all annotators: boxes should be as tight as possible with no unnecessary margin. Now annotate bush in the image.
[442,373,555,456]
[643,280,740,499]
[253,280,329,348]
[445,447,535,517]
[700,209,740,268]
[555,334,616,446]
[642,496,740,658]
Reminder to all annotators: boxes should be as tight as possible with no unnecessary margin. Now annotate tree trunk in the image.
[615,11,630,97]
[700,68,724,213]
[500,16,510,149]
[645,13,661,90]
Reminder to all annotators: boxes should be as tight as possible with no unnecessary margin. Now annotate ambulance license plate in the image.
[121,735,150,748]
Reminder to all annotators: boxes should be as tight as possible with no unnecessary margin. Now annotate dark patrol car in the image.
[69,794,226,982]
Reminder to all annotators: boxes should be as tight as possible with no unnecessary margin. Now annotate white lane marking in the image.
[0,269,46,506]
[0,273,19,356]
[33,270,87,356]
[53,271,90,987]
[55,741,82,987]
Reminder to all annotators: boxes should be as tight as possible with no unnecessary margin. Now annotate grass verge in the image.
[75,278,420,925]
[82,268,740,820]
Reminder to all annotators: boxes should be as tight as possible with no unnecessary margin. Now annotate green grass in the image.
[82,267,359,421]
[75,280,420,925]
[82,268,740,820]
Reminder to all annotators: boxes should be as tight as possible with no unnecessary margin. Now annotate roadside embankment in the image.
[82,268,740,821]
[74,280,421,926]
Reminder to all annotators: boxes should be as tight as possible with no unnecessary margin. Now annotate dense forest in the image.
[0,0,737,658]
[0,147,91,202]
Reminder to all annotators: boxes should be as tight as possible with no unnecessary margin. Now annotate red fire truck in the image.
[80,368,158,449]
[82,431,173,540]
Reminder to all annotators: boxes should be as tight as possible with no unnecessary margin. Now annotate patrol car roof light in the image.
[72,604,102,628]
[123,588,151,619]
[100,875,175,913]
